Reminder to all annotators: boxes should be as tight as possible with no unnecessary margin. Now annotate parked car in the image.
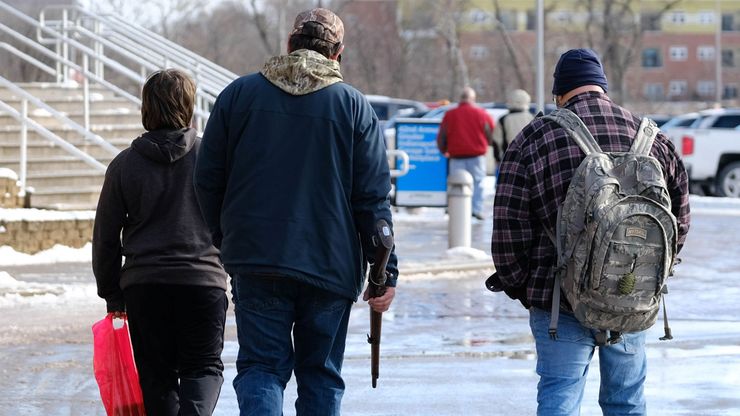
[365,95,428,128]
[643,114,672,127]
[672,108,740,197]
[662,109,724,147]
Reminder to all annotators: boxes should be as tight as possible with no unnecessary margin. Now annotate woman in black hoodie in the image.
[93,69,228,416]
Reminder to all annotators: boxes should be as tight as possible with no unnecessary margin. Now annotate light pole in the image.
[536,0,545,113]
[715,0,723,104]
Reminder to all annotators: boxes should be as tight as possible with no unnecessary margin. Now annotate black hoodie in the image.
[93,128,227,312]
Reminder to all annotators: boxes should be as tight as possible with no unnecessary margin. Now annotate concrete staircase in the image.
[0,83,140,210]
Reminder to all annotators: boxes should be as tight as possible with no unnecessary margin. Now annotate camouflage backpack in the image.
[543,109,678,345]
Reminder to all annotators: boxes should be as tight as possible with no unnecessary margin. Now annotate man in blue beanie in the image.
[488,48,690,415]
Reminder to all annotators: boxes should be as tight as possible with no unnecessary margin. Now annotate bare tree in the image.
[491,0,527,89]
[434,0,470,99]
[574,0,681,104]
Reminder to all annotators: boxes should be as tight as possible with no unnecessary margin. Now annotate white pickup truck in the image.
[668,109,740,197]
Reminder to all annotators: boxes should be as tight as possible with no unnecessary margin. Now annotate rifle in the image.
[367,219,393,388]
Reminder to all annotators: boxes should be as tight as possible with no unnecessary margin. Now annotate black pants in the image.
[124,284,228,416]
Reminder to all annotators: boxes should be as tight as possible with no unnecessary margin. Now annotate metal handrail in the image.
[0,76,121,156]
[0,98,108,193]
[39,4,236,86]
[32,3,230,129]
[388,149,410,178]
[0,43,56,77]
[0,3,144,87]
[70,24,223,99]
[0,19,211,127]
[0,21,142,106]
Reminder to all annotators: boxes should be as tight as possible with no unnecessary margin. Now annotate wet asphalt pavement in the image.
[1,199,739,415]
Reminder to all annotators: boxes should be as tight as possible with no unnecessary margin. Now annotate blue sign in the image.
[394,119,447,206]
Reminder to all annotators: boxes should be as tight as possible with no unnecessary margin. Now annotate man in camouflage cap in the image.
[195,7,398,416]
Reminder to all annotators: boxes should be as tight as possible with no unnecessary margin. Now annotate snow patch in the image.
[0,271,19,288]
[0,281,97,308]
[445,246,488,260]
[0,168,18,181]
[0,243,92,266]
[30,108,53,117]
[0,208,95,222]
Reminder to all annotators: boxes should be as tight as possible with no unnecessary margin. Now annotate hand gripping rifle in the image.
[367,219,393,388]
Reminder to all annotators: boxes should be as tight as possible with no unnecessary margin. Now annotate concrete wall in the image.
[0,217,93,254]
[1,172,94,254]
[0,173,23,208]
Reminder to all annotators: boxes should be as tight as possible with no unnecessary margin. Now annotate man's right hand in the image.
[363,286,396,313]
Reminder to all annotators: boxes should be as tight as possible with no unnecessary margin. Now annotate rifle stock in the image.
[367,219,393,388]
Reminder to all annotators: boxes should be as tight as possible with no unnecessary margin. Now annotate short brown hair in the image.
[141,69,196,131]
[288,30,342,58]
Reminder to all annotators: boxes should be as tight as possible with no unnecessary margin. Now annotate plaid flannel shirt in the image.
[489,91,690,311]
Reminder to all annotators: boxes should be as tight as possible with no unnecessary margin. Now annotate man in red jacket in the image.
[437,87,496,220]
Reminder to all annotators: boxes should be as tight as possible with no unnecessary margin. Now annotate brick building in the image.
[344,0,740,112]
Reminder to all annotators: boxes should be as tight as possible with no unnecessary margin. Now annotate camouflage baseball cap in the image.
[290,8,344,44]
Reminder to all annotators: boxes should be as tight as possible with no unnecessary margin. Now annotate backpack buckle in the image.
[595,330,622,346]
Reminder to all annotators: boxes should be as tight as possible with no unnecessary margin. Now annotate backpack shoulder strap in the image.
[542,108,601,155]
[630,117,660,155]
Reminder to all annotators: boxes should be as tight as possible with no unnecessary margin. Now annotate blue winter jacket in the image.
[194,49,398,300]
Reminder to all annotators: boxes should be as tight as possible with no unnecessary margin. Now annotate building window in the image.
[669,11,687,24]
[722,13,737,31]
[669,46,688,61]
[468,9,491,25]
[723,49,735,67]
[644,83,664,100]
[668,80,688,97]
[470,45,490,60]
[698,46,715,61]
[642,48,662,67]
[641,13,662,31]
[525,10,536,31]
[697,81,715,97]
[724,85,739,99]
[698,11,716,25]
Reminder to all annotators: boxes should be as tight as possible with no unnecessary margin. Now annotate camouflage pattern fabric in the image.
[261,49,343,96]
[291,8,344,44]
[545,109,678,334]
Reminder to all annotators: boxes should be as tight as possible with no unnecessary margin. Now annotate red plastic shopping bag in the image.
[92,313,146,416]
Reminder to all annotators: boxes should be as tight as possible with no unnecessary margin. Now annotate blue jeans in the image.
[529,307,647,416]
[449,155,486,215]
[231,274,353,416]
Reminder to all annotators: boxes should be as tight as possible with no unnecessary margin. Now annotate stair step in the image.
[27,169,105,179]
[0,137,131,147]
[0,96,138,113]
[0,155,114,172]
[0,124,145,142]
[0,142,123,159]
[28,184,102,210]
[0,83,121,100]
[0,111,141,127]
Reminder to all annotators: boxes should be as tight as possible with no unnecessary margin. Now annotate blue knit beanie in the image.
[552,48,608,96]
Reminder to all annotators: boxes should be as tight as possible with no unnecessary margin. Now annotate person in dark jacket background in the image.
[93,69,228,416]
[193,8,398,416]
